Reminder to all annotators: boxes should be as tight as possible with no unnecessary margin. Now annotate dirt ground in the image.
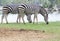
[0,28,56,41]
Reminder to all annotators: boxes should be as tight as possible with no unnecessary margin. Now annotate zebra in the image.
[1,4,25,24]
[21,4,49,24]
[17,6,25,24]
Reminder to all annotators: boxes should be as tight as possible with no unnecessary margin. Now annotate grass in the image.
[0,22,60,33]
[0,22,60,41]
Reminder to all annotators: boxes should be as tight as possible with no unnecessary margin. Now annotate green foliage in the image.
[0,0,60,7]
[43,2,50,8]
[0,0,35,5]
[48,0,60,5]
[56,0,60,5]
[41,0,51,8]
[1,0,13,5]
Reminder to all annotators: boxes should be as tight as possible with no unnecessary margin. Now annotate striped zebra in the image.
[1,4,25,24]
[21,4,49,24]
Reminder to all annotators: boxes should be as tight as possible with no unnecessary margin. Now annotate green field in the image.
[0,22,60,41]
[0,22,60,33]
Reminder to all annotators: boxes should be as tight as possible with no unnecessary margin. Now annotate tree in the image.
[1,0,13,5]
[56,0,60,5]
[0,0,2,5]
[39,0,51,8]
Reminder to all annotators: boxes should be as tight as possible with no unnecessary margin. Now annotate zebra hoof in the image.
[17,21,18,23]
[29,21,32,23]
[33,22,34,24]
[46,22,49,24]
[6,22,8,24]
[24,23,26,24]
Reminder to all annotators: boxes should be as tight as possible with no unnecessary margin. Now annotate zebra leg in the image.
[22,15,25,24]
[1,12,8,24]
[40,13,48,24]
[26,14,32,23]
[44,14,49,24]
[33,14,35,24]
[17,14,21,23]
[16,15,19,23]
[1,14,4,24]
[33,13,38,24]
[35,13,38,24]
[19,16,21,23]
[5,14,8,24]
[2,7,9,24]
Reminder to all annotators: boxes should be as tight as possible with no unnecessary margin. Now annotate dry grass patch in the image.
[0,28,56,41]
